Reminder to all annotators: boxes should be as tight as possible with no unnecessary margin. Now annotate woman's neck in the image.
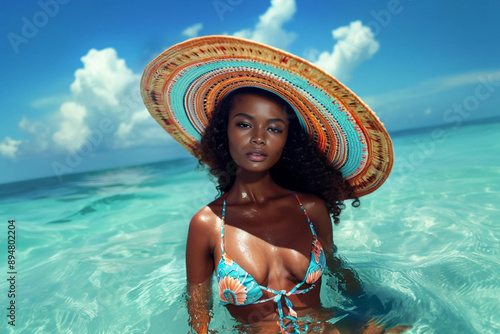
[228,169,286,204]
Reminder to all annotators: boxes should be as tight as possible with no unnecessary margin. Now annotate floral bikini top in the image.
[216,192,326,333]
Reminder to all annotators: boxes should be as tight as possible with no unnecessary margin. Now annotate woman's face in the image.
[227,92,289,173]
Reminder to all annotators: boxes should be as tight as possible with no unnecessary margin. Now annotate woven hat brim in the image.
[141,35,393,197]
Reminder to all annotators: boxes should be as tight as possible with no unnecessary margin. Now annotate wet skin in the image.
[227,93,289,174]
[185,92,411,333]
[186,92,335,331]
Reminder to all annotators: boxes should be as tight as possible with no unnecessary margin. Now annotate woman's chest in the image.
[216,210,315,286]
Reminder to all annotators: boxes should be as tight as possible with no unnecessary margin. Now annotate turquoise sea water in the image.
[1,121,499,333]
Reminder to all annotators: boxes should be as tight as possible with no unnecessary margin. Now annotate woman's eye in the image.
[236,122,251,128]
[268,127,283,133]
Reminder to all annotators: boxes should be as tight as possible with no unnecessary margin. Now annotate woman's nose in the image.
[251,129,265,145]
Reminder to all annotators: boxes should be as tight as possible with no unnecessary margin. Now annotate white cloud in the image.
[313,20,379,81]
[0,137,22,159]
[70,48,137,110]
[66,48,168,150]
[303,47,320,62]
[1,48,170,160]
[115,110,170,149]
[19,116,51,152]
[182,23,203,38]
[52,102,90,152]
[233,0,296,50]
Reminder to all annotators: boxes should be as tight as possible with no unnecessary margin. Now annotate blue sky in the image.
[1,0,499,184]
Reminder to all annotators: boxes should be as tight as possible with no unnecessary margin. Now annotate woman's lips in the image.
[246,151,267,161]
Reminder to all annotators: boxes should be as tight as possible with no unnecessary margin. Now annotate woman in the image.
[141,36,406,333]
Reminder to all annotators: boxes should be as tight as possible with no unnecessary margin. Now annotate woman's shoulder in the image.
[293,191,328,214]
[293,191,332,240]
[190,197,224,230]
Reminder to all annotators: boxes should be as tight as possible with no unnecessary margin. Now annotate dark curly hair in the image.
[198,87,359,224]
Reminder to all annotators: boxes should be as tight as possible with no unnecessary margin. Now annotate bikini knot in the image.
[273,290,286,303]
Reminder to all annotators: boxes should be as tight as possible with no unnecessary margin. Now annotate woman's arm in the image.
[186,278,212,334]
[186,209,216,333]
[307,196,411,333]
[304,195,366,300]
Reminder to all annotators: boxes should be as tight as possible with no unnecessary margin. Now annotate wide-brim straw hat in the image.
[140,35,393,197]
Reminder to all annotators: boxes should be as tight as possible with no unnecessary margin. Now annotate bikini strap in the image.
[292,192,319,238]
[220,193,228,254]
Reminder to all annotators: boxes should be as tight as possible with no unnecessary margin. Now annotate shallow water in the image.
[0,121,499,333]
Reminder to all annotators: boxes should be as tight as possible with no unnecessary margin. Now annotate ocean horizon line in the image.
[1,116,498,188]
